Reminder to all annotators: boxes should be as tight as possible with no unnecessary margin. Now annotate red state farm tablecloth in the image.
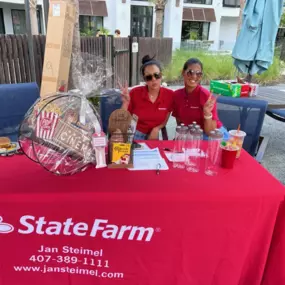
[0,141,284,285]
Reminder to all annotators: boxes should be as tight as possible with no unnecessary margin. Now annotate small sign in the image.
[53,119,93,160]
[132,42,138,53]
[93,132,107,147]
[111,143,131,164]
[108,109,132,136]
[52,4,61,17]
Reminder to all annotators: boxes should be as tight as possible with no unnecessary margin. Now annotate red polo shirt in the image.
[172,85,222,129]
[128,86,174,134]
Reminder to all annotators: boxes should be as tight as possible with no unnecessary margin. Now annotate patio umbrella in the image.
[232,0,284,76]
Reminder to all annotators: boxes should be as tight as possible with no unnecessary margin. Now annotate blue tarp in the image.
[232,0,284,75]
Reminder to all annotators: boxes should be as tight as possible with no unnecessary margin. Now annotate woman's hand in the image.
[119,81,130,105]
[203,94,216,116]
[148,127,160,140]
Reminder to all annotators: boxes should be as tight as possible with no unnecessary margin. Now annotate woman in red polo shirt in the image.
[120,55,174,140]
[172,58,227,137]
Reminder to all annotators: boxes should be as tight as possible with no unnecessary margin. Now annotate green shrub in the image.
[80,28,95,36]
[280,13,285,27]
[163,49,281,86]
[255,57,281,85]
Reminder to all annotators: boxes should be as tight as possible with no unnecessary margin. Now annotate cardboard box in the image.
[41,0,76,97]
[249,83,259,97]
[210,80,251,98]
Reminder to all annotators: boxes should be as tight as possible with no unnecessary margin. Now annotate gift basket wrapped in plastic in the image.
[18,54,112,176]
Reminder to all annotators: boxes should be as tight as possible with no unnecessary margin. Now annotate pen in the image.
[156,163,161,175]
[163,148,183,153]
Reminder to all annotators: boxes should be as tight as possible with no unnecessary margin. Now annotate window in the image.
[79,16,103,35]
[0,9,5,34]
[223,0,240,8]
[37,7,42,34]
[11,10,26,34]
[11,9,42,34]
[181,21,210,41]
[131,6,153,37]
[184,0,212,4]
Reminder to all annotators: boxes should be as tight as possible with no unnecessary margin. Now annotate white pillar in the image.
[208,0,222,51]
[163,0,183,50]
[2,6,14,34]
[104,0,116,35]
[208,13,221,50]
[115,0,131,37]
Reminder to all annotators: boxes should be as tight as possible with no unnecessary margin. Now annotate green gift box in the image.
[210,80,242,98]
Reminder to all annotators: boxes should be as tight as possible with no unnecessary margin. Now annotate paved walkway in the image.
[258,84,285,109]
[261,115,285,184]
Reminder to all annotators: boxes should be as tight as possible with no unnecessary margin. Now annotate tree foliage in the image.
[280,13,285,27]
[149,0,168,38]
[149,0,168,9]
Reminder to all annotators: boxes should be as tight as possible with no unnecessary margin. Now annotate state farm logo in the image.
[0,216,14,234]
[0,215,159,242]
[40,118,53,131]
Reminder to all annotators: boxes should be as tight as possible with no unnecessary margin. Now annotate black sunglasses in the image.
[144,72,162,82]
[186,69,203,77]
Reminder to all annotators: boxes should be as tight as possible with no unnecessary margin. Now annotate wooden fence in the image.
[0,35,173,88]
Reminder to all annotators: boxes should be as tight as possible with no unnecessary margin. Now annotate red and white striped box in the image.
[36,111,59,140]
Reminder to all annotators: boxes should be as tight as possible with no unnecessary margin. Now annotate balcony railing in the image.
[184,0,213,5]
[223,0,240,8]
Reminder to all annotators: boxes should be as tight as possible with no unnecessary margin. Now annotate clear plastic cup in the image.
[229,130,246,158]
[205,130,223,176]
[185,128,202,173]
[173,126,187,169]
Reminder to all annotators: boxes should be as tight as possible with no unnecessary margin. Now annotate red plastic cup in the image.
[221,146,238,169]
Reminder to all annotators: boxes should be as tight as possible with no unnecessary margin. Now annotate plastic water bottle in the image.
[185,127,203,173]
[173,125,187,169]
[205,130,223,176]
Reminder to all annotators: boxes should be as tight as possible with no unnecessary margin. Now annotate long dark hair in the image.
[183,58,203,71]
[140,55,162,76]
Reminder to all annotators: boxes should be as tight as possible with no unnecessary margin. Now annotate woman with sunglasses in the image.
[120,55,174,140]
[173,58,227,138]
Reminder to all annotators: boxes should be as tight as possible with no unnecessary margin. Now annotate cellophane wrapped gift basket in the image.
[18,54,112,175]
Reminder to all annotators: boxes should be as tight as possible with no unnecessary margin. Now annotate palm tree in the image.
[236,0,246,37]
[29,0,39,34]
[68,0,80,89]
[150,0,168,38]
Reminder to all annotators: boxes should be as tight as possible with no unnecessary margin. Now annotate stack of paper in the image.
[129,148,169,171]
